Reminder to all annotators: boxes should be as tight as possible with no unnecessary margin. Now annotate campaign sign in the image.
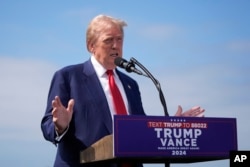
[113,115,237,162]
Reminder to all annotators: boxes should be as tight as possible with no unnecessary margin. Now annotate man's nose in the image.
[112,41,118,48]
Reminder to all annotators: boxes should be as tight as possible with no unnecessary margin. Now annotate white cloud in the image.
[0,56,58,141]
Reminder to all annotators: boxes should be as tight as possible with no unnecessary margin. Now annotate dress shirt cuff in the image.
[55,126,69,143]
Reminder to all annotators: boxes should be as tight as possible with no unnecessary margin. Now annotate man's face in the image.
[92,26,123,69]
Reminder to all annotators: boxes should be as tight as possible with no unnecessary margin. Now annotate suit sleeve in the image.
[41,69,71,144]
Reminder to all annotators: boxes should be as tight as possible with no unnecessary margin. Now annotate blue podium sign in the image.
[113,115,237,162]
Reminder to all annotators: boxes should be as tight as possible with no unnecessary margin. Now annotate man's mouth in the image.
[110,53,118,57]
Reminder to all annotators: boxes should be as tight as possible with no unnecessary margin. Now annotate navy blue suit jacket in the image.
[41,59,145,167]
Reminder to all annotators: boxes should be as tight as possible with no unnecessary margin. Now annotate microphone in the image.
[115,56,169,116]
[114,57,142,75]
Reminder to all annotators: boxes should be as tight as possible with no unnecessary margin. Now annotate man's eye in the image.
[104,38,113,44]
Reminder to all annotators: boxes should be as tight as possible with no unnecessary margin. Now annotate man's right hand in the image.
[52,96,74,134]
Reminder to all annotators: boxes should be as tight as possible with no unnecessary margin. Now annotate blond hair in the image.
[86,14,127,52]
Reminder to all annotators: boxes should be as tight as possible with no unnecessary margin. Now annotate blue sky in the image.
[0,1,249,167]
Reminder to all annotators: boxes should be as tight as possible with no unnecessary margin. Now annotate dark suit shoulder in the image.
[50,63,85,86]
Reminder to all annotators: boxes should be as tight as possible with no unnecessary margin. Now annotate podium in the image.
[80,115,237,165]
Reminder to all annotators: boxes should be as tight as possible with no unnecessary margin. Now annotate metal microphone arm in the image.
[130,57,169,117]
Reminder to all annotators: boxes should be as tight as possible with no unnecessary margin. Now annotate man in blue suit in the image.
[41,14,146,167]
[41,14,205,167]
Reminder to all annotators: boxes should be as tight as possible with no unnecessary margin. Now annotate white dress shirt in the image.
[91,55,129,116]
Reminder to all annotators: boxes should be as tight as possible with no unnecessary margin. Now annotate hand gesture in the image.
[52,96,74,134]
[174,105,205,117]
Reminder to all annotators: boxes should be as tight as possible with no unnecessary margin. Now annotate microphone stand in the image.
[130,57,169,117]
[129,57,170,167]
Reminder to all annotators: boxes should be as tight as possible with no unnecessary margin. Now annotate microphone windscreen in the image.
[114,57,125,66]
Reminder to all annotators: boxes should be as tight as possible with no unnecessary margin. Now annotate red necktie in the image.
[107,71,132,167]
[107,70,127,115]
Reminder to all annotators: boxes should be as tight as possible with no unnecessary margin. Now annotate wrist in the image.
[55,125,68,135]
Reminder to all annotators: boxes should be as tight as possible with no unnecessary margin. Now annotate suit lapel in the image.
[82,60,113,133]
[116,69,134,115]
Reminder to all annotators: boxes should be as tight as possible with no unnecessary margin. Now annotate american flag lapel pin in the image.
[128,85,131,89]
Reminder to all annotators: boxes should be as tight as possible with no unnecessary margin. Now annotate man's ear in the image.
[88,42,95,53]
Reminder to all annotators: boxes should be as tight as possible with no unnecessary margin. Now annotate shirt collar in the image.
[91,55,117,78]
